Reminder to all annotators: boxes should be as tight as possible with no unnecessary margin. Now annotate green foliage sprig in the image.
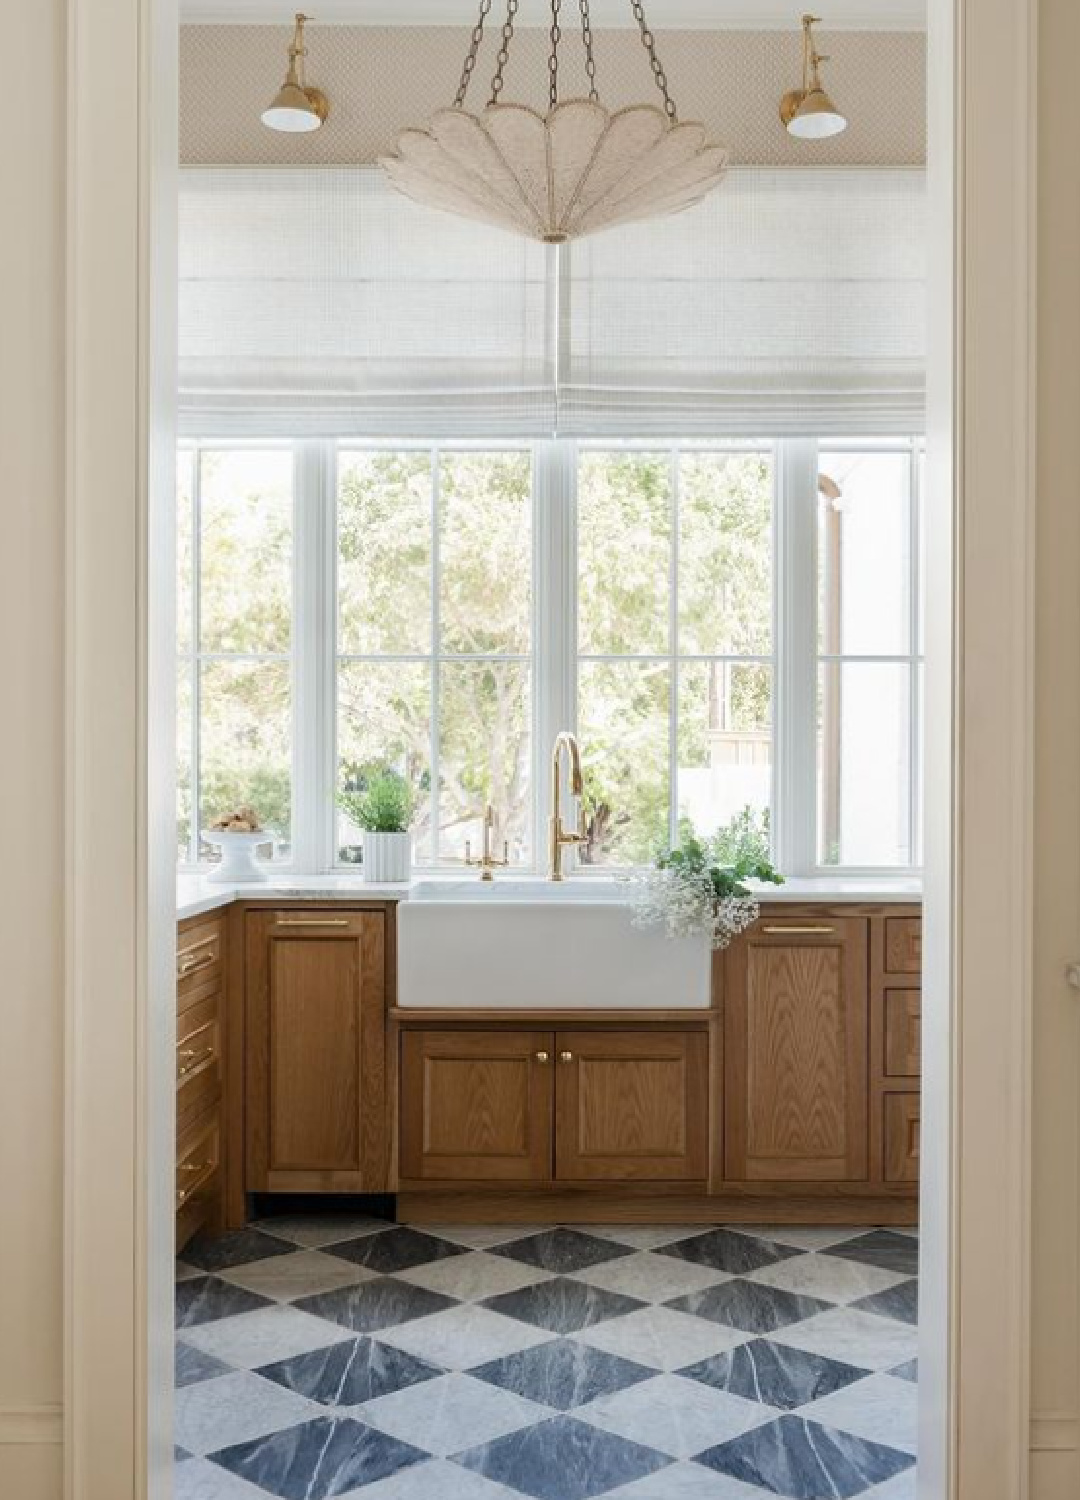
[338,763,415,834]
[658,806,784,902]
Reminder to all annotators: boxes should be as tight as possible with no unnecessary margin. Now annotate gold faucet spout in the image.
[549,731,587,881]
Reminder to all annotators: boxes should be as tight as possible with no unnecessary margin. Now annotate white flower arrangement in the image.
[629,811,784,951]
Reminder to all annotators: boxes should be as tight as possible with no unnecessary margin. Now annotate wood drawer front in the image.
[883,990,921,1078]
[883,1093,920,1183]
[177,993,222,1126]
[176,1109,221,1221]
[177,918,224,1000]
[884,917,922,976]
[554,1032,708,1182]
[401,1030,553,1184]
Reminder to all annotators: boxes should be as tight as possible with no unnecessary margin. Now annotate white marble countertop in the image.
[177,871,921,922]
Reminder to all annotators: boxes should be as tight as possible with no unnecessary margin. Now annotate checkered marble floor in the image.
[175,1219,919,1500]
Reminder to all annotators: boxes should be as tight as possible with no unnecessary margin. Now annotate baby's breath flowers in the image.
[628,812,783,951]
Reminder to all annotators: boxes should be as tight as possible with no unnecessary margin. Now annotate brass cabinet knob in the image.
[535,1051,550,1063]
[559,1050,574,1063]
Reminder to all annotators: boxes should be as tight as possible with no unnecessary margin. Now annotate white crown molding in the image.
[178,0,926,31]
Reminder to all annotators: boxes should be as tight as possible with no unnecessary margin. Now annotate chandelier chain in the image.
[578,0,599,102]
[629,0,678,120]
[549,0,562,109]
[455,0,493,109]
[489,0,520,105]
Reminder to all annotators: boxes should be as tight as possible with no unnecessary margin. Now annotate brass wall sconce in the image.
[261,13,329,134]
[780,14,848,139]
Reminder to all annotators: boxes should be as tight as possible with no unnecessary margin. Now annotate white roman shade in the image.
[178,165,925,438]
[178,167,555,438]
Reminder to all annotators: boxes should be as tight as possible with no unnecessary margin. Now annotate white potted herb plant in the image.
[338,765,415,883]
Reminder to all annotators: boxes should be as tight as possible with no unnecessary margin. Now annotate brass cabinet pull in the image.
[535,1051,550,1063]
[177,1018,215,1050]
[177,946,215,977]
[761,925,836,935]
[179,1161,212,1175]
[559,1050,574,1063]
[177,1048,214,1077]
[275,917,351,929]
[175,1162,214,1207]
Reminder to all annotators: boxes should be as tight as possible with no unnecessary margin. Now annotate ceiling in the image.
[179,0,925,30]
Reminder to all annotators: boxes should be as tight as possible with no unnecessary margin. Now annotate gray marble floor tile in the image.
[376,1305,557,1370]
[822,1232,919,1278]
[175,1261,203,1283]
[210,1415,427,1499]
[176,1340,233,1388]
[602,1460,773,1499]
[427,1226,549,1251]
[580,1227,715,1252]
[455,1414,672,1500]
[569,1252,731,1305]
[666,1279,833,1335]
[176,1276,275,1330]
[364,1371,548,1457]
[395,1250,555,1301]
[471,1338,655,1411]
[183,1230,298,1274]
[890,1359,918,1384]
[220,1249,380,1302]
[577,1371,775,1459]
[482,1277,645,1335]
[695,1414,914,1499]
[742,1252,910,1306]
[656,1230,800,1276]
[850,1280,919,1326]
[174,1370,318,1457]
[257,1335,441,1407]
[576,1306,752,1371]
[770,1308,918,1374]
[726,1226,878,1253]
[293,1276,458,1335]
[679,1337,871,1412]
[323,1227,468,1275]
[252,1215,392,1249]
[174,1456,272,1498]
[799,1372,918,1455]
[491,1230,636,1275]
[182,1304,354,1370]
[337,1457,522,1499]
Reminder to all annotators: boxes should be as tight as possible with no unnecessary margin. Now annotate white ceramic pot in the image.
[363,830,412,883]
[201,830,271,884]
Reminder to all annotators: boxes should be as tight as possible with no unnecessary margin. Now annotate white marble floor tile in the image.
[394,1250,555,1301]
[583,1227,715,1251]
[603,1459,773,1500]
[726,1225,874,1252]
[364,1372,550,1457]
[252,1215,391,1249]
[742,1252,910,1305]
[340,1457,521,1499]
[859,1465,919,1499]
[218,1249,379,1302]
[420,1225,548,1250]
[377,1305,557,1370]
[569,1252,732,1304]
[182,1304,352,1369]
[173,1457,275,1499]
[174,1371,318,1456]
[576,1307,751,1371]
[577,1372,775,1459]
[771,1308,919,1373]
[799,1371,919,1455]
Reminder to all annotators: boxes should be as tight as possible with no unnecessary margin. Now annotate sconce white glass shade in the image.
[262,82,324,133]
[381,101,729,245]
[786,87,848,139]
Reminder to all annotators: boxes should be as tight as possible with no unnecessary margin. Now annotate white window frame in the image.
[179,434,924,879]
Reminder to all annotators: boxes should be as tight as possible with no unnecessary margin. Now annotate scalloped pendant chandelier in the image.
[379,0,730,245]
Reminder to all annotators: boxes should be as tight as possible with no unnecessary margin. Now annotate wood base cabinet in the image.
[246,909,389,1193]
[400,1028,709,1186]
[176,914,226,1251]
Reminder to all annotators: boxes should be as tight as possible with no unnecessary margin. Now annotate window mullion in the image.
[190,448,203,865]
[534,439,576,873]
[292,439,334,873]
[774,437,819,875]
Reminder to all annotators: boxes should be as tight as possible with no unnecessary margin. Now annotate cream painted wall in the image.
[0,0,65,1495]
[1029,0,1080,1491]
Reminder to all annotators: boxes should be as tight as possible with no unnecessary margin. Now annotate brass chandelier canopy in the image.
[379,0,730,245]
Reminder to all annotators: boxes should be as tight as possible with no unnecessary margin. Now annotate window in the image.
[577,448,774,866]
[816,441,923,867]
[178,436,922,875]
[176,446,294,863]
[335,449,533,866]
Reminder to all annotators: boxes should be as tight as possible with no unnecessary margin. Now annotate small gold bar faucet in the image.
[549,731,588,881]
[465,804,510,882]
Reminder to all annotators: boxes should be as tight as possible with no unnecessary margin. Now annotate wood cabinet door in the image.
[246,910,387,1192]
[400,1031,554,1183]
[724,918,870,1182]
[554,1031,709,1182]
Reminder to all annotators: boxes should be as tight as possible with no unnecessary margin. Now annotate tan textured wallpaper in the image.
[180,25,925,166]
